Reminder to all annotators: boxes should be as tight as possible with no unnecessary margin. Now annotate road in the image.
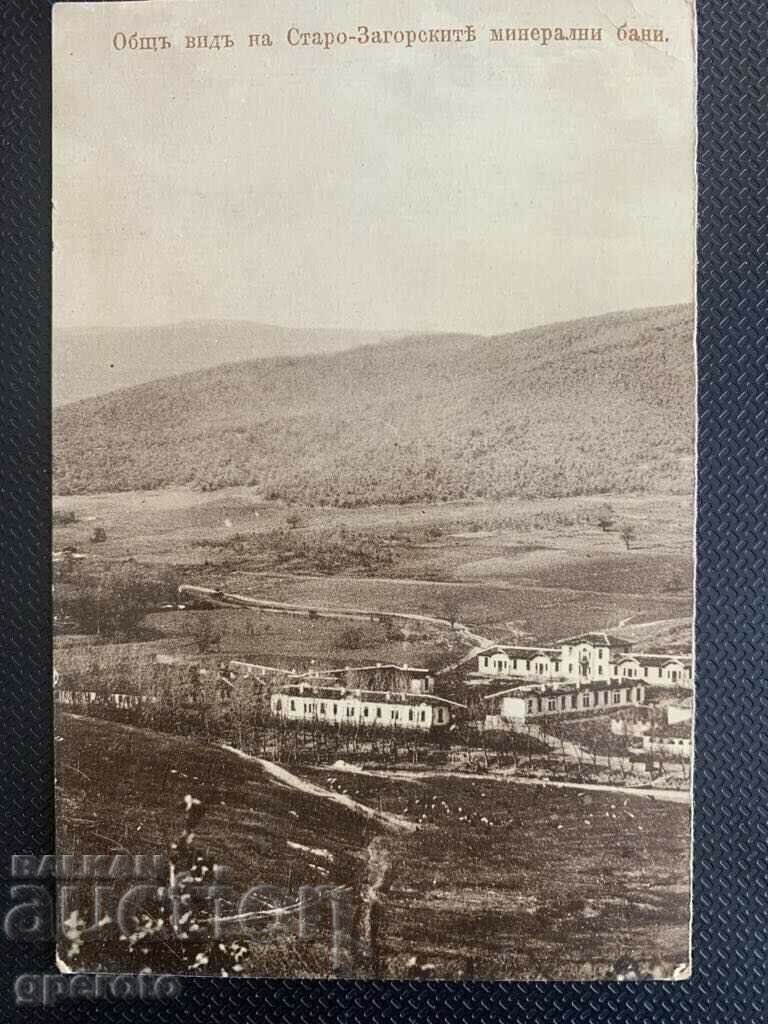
[178,583,496,651]
[304,762,691,804]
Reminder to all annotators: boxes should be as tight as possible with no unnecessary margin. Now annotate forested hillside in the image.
[54,321,395,405]
[53,305,694,506]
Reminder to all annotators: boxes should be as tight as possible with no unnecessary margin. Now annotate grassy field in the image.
[54,487,693,646]
[142,609,455,671]
[57,714,691,980]
[219,573,690,643]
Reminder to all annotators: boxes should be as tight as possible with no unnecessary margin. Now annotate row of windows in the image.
[525,688,640,713]
[488,650,607,675]
[621,666,684,681]
[277,698,445,724]
[487,654,687,682]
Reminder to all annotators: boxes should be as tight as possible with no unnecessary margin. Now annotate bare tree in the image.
[439,593,463,630]
[619,523,637,550]
[286,511,304,530]
[596,503,616,532]
[197,617,222,653]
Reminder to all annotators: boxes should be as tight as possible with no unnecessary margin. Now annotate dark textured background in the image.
[1,0,766,1019]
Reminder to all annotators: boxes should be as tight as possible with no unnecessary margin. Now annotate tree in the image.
[60,565,176,637]
[339,626,365,649]
[619,523,637,550]
[53,509,77,526]
[439,593,463,630]
[286,511,304,530]
[197,617,222,653]
[90,526,107,543]
[595,503,616,532]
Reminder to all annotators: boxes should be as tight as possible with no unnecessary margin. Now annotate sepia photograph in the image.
[52,0,695,981]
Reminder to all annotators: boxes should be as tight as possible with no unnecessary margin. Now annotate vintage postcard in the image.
[52,0,696,981]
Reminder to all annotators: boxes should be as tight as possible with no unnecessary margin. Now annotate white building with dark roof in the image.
[613,653,692,686]
[469,632,692,690]
[483,677,646,724]
[270,682,463,731]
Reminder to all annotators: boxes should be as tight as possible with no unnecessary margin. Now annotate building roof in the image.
[273,684,465,708]
[614,653,692,667]
[556,632,633,648]
[482,678,642,700]
[482,686,534,701]
[481,645,560,659]
[325,663,430,676]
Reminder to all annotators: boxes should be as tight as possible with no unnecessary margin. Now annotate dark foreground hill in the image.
[53,304,694,505]
[58,713,691,978]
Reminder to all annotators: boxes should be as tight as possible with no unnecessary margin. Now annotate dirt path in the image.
[305,763,691,804]
[227,569,691,607]
[219,745,419,833]
[179,583,495,647]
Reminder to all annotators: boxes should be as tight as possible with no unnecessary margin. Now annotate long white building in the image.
[470,632,692,688]
[483,677,647,724]
[270,683,463,731]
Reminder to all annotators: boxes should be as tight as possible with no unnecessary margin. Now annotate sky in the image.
[53,0,696,336]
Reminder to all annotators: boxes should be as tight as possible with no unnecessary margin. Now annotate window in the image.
[612,692,621,704]
[512,659,518,670]
[671,670,679,682]
[408,709,413,721]
[582,694,591,708]
[643,667,648,677]
[363,706,369,717]
[603,691,609,704]
[290,700,296,712]
[333,703,338,715]
[527,700,535,712]
[568,664,573,675]
[347,706,355,717]
[376,707,382,718]
[275,698,282,711]
[319,702,326,714]
[390,709,399,721]
[537,697,543,712]
[598,648,604,659]
[570,694,577,709]
[547,698,556,711]
[420,710,426,722]
[436,708,444,723]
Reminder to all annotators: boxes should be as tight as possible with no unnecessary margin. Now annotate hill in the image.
[53,320,397,405]
[53,304,694,505]
[58,713,691,978]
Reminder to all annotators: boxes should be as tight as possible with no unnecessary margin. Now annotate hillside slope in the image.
[54,321,398,405]
[53,304,694,505]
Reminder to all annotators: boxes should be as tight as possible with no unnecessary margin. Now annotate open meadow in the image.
[57,713,691,980]
[54,487,693,647]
